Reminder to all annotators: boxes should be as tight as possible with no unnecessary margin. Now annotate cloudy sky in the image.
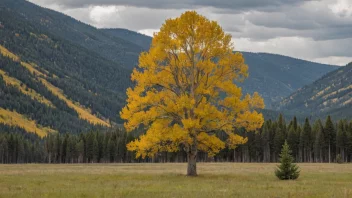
[29,0,352,66]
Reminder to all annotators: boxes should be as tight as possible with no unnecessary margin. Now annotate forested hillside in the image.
[1,0,144,69]
[0,0,135,135]
[275,63,352,119]
[102,28,152,51]
[240,52,338,107]
[103,28,338,107]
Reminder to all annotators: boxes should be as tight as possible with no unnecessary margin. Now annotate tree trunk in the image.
[328,143,331,163]
[187,151,197,176]
[187,145,197,176]
[48,153,51,164]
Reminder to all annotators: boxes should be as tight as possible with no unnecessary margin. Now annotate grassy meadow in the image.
[0,163,351,198]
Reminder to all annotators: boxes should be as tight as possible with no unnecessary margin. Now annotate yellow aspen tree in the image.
[120,11,264,176]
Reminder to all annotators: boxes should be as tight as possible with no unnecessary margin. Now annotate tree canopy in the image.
[120,11,264,175]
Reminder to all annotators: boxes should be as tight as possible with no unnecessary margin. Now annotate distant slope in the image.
[102,28,152,51]
[0,0,134,134]
[275,63,352,119]
[0,45,107,135]
[1,0,144,69]
[102,28,338,107]
[240,52,338,107]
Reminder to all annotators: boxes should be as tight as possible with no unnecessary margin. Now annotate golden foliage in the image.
[121,11,264,158]
[0,69,54,107]
[0,108,56,137]
[0,45,110,127]
[40,78,110,126]
[0,45,20,61]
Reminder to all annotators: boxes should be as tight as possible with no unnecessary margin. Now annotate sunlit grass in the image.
[0,163,351,198]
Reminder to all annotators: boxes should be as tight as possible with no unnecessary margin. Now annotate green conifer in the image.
[275,140,300,180]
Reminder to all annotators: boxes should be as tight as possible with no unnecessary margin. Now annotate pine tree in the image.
[297,126,303,162]
[347,121,352,162]
[76,140,84,163]
[17,138,25,163]
[0,137,8,163]
[293,116,298,131]
[61,135,68,163]
[261,121,271,162]
[324,116,335,163]
[108,138,116,162]
[254,131,262,162]
[313,120,324,162]
[275,140,300,180]
[336,120,347,161]
[274,126,285,161]
[66,135,75,163]
[93,138,99,163]
[45,134,54,163]
[96,132,104,163]
[277,114,287,137]
[54,133,61,163]
[85,132,94,163]
[287,126,299,160]
[302,118,312,162]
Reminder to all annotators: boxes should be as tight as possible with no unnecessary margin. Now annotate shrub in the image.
[336,154,343,164]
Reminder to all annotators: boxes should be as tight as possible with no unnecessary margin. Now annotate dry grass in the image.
[0,163,351,198]
[0,108,57,137]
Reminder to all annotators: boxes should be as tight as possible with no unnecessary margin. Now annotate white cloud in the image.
[313,56,352,66]
[137,29,159,37]
[89,6,121,24]
[330,0,352,17]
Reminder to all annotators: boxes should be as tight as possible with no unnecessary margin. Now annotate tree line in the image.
[228,115,352,163]
[0,115,351,164]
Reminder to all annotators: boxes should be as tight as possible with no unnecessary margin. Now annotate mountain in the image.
[0,0,135,135]
[275,63,352,119]
[239,52,338,107]
[1,0,145,70]
[100,29,338,107]
[0,0,341,137]
[102,28,152,51]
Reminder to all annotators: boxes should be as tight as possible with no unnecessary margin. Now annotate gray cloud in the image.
[28,0,352,66]
[244,1,352,41]
[31,0,311,10]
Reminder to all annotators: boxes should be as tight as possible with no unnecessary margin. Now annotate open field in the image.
[0,163,351,198]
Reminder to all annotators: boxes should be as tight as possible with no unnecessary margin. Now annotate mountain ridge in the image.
[0,0,343,136]
[275,62,352,119]
[102,28,338,107]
